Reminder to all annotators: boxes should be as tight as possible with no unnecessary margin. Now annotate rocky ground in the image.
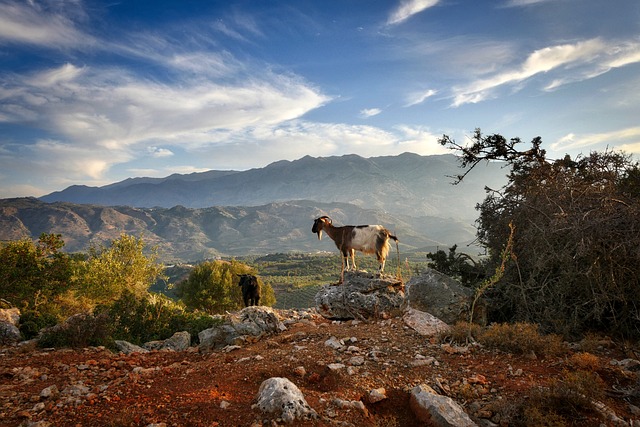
[1,309,639,427]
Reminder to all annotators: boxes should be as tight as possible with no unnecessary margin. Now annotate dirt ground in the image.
[1,314,639,427]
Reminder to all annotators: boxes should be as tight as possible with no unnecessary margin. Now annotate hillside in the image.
[40,153,507,221]
[1,311,637,427]
[0,198,474,262]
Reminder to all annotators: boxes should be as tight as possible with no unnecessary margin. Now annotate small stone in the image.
[293,366,306,377]
[220,400,230,409]
[368,388,387,403]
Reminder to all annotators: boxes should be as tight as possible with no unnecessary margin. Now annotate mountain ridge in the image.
[40,153,507,220]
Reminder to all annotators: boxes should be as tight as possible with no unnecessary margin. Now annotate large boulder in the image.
[198,306,286,352]
[314,271,406,320]
[406,268,485,325]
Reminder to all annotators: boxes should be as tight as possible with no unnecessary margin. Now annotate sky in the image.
[1,0,639,198]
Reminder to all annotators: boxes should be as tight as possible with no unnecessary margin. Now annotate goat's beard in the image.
[316,230,323,240]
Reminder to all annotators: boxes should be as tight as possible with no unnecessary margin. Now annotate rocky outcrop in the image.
[314,271,406,320]
[144,331,191,352]
[255,377,318,424]
[406,268,485,325]
[198,306,286,352]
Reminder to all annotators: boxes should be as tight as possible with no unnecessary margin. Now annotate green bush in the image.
[38,312,114,349]
[18,310,59,340]
[102,291,222,346]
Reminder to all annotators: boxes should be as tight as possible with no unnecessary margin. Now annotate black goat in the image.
[238,274,261,307]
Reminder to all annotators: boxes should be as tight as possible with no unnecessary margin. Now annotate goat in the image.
[238,274,261,307]
[312,216,398,282]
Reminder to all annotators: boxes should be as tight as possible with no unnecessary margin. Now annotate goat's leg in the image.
[379,259,386,274]
[350,249,357,271]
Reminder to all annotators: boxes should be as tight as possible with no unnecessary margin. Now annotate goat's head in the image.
[312,216,331,240]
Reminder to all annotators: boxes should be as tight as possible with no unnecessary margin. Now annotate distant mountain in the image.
[0,198,476,262]
[41,153,507,221]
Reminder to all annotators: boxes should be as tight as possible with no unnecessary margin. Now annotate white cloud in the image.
[0,1,92,48]
[451,38,640,107]
[360,108,382,118]
[405,89,437,107]
[387,0,439,26]
[551,127,640,153]
[147,146,174,158]
[502,0,554,7]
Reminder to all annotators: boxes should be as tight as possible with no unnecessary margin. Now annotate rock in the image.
[403,307,451,336]
[255,377,318,424]
[410,384,478,427]
[324,336,345,350]
[406,268,485,325]
[315,271,406,320]
[0,321,21,345]
[199,306,286,352]
[368,388,387,403]
[114,340,149,355]
[40,385,60,400]
[0,307,20,326]
[144,331,191,352]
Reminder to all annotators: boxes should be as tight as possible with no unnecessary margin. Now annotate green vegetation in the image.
[439,129,640,339]
[176,260,275,314]
[0,233,272,347]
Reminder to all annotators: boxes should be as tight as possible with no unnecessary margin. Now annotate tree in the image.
[440,129,640,338]
[0,233,73,310]
[426,244,486,286]
[177,260,275,314]
[78,234,166,304]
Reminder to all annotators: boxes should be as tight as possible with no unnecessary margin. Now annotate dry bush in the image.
[478,322,567,356]
[568,352,601,371]
[438,321,483,345]
[513,370,606,426]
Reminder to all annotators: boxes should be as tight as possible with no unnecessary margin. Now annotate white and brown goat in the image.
[312,216,398,282]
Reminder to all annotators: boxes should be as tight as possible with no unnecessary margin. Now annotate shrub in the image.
[506,370,606,426]
[38,312,114,349]
[478,322,567,356]
[568,352,601,371]
[18,310,59,340]
[102,291,222,346]
[439,321,483,345]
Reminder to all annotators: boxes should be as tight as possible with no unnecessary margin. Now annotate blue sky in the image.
[1,0,639,198]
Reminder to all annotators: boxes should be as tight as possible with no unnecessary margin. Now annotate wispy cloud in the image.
[0,1,93,48]
[147,146,174,158]
[0,59,330,184]
[405,89,437,107]
[451,38,640,107]
[551,127,640,153]
[360,108,382,118]
[387,0,439,26]
[502,0,554,7]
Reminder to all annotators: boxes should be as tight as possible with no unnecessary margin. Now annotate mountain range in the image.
[1,153,507,261]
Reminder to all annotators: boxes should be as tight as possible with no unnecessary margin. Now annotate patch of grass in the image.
[438,321,483,345]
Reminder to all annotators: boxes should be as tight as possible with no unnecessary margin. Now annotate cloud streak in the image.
[387,0,439,25]
[451,38,640,107]
[0,1,93,48]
